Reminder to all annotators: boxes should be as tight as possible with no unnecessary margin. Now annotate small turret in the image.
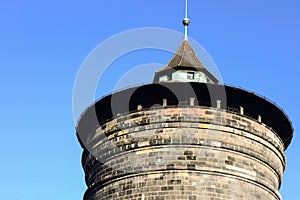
[153,0,218,84]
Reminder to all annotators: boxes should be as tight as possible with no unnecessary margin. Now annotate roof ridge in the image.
[178,40,187,66]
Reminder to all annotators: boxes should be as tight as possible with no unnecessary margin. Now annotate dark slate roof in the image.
[76,82,293,150]
[159,40,207,71]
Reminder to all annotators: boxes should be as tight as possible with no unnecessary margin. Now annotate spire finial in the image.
[182,0,190,40]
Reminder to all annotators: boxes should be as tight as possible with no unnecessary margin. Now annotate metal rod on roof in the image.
[183,0,190,40]
[185,0,188,18]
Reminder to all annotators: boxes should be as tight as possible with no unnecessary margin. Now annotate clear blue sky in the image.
[1,0,299,199]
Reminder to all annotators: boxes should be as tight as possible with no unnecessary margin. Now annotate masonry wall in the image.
[82,106,286,200]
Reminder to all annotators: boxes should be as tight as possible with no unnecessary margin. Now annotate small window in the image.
[187,72,194,79]
[159,75,168,82]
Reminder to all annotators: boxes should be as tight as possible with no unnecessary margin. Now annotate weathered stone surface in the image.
[81,107,285,200]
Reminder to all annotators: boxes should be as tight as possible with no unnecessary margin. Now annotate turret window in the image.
[187,72,194,79]
[159,75,168,82]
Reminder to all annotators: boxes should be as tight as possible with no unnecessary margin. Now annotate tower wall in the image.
[82,107,286,200]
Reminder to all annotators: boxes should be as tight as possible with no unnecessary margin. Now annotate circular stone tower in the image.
[76,39,293,200]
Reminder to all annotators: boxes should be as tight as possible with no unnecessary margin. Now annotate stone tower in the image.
[76,5,293,200]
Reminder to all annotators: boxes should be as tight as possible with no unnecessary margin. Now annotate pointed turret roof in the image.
[153,40,219,84]
[159,40,207,71]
